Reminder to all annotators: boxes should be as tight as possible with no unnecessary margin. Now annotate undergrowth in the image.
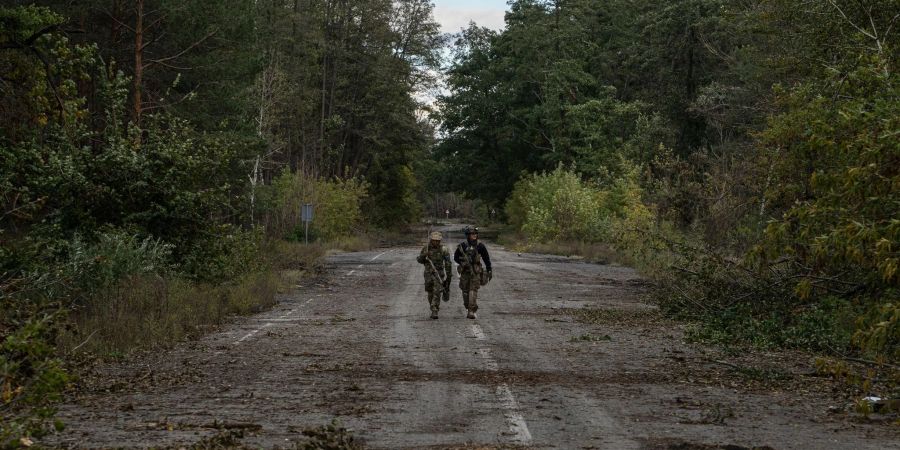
[1,233,327,446]
[501,162,898,407]
[297,419,363,450]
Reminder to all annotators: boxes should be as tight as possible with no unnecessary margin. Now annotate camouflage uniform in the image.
[416,233,452,318]
[454,232,492,318]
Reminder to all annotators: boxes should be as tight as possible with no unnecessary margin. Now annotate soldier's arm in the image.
[479,243,492,272]
[416,247,428,264]
[453,244,464,265]
[442,248,452,278]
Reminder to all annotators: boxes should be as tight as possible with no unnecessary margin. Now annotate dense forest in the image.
[431,0,898,411]
[1,0,898,445]
[1,0,442,442]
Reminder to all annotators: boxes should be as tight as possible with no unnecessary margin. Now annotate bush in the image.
[685,295,858,352]
[506,165,661,269]
[0,5,328,445]
[179,226,265,282]
[1,276,68,448]
[64,230,173,298]
[505,166,608,243]
[756,59,899,362]
[260,171,368,242]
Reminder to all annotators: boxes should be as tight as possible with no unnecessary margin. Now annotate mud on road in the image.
[47,231,899,449]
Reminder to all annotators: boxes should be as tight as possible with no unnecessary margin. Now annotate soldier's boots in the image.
[467,310,476,319]
[431,310,439,320]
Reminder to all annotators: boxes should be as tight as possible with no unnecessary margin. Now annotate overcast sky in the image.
[433,0,508,34]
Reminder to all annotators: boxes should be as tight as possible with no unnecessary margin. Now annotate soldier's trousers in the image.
[459,273,480,312]
[424,279,442,312]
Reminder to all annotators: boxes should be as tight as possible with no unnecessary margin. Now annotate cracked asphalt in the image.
[46,228,899,449]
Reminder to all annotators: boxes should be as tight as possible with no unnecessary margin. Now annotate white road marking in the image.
[344,251,387,276]
[471,324,486,341]
[496,385,533,444]
[471,326,533,445]
[251,318,308,323]
[234,323,272,344]
[347,250,387,275]
[233,300,310,345]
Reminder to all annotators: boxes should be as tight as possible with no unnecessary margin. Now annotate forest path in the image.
[48,229,898,449]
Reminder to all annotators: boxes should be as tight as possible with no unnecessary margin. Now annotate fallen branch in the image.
[844,357,900,371]
[0,24,61,50]
[68,329,99,354]
[705,358,743,371]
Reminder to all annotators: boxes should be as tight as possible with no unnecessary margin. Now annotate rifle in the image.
[458,241,491,286]
[426,256,450,302]
[457,242,476,278]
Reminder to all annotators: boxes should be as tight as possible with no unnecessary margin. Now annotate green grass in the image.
[681,297,858,354]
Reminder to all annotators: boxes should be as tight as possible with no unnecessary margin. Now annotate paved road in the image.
[49,233,898,449]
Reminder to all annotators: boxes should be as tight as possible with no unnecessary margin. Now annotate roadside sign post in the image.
[301,204,314,244]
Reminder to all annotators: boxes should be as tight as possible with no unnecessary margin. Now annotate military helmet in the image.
[429,231,442,241]
[463,226,479,236]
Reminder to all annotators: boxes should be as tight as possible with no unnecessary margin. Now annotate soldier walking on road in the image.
[417,231,452,320]
[454,226,492,319]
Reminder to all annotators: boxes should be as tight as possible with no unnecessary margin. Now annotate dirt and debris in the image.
[43,231,899,449]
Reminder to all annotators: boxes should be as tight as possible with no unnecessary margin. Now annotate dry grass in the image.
[495,227,633,265]
[59,272,279,355]
[329,234,377,252]
[378,229,426,247]
[523,240,623,265]
[59,240,327,356]
[267,240,326,272]
[57,230,423,357]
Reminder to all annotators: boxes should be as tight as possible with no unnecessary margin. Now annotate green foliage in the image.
[685,296,857,352]
[297,419,362,450]
[506,166,607,243]
[855,302,900,363]
[433,0,762,204]
[460,0,898,378]
[436,6,651,202]
[2,63,257,261]
[0,292,68,447]
[260,171,368,242]
[64,230,173,296]
[1,4,270,441]
[757,58,899,360]
[365,155,421,227]
[0,8,85,443]
[0,5,91,135]
[130,113,259,245]
[1,0,441,443]
[506,165,656,254]
[177,226,265,283]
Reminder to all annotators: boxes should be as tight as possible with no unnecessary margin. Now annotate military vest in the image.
[458,241,484,275]
[421,245,448,277]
